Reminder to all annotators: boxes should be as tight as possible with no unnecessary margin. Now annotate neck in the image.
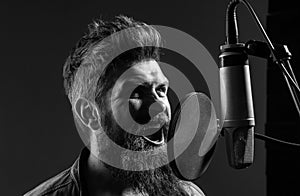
[84,152,130,196]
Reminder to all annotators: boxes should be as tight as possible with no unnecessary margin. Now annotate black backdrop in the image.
[266,0,300,195]
[1,0,269,195]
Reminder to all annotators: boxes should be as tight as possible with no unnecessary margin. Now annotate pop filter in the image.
[168,92,220,181]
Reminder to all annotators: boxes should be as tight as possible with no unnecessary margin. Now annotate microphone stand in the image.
[245,40,300,117]
[245,40,300,148]
[280,57,300,117]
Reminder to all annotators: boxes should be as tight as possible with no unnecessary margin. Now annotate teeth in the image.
[142,128,164,145]
[143,136,164,145]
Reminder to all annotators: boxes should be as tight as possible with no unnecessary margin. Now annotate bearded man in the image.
[24,16,205,196]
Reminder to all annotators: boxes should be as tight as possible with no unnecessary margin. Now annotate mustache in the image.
[151,112,170,125]
[102,110,170,150]
[135,112,170,134]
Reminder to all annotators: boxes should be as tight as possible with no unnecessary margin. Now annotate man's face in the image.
[110,59,171,150]
[98,59,172,171]
[98,60,188,195]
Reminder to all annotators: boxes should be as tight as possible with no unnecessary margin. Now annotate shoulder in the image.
[181,180,206,196]
[23,168,77,196]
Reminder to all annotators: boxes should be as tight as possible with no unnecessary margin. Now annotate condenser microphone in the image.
[219,0,255,169]
[219,44,255,169]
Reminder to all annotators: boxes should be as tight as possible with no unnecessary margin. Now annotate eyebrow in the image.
[124,78,169,88]
[119,79,169,98]
[122,80,142,90]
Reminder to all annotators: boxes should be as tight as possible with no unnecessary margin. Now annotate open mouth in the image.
[142,127,165,146]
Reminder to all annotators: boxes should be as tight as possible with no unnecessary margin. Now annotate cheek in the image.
[111,100,127,123]
[112,99,138,130]
[163,99,171,120]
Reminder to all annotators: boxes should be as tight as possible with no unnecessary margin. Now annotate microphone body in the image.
[219,43,255,169]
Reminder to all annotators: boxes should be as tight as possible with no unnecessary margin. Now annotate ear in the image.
[74,97,101,132]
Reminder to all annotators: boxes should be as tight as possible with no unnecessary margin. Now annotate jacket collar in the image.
[70,146,90,196]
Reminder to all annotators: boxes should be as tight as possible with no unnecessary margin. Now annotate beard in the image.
[98,110,188,196]
[104,162,188,196]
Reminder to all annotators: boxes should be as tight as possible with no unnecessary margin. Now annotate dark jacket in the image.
[24,148,89,196]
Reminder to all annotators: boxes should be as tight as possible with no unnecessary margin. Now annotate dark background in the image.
[1,0,275,195]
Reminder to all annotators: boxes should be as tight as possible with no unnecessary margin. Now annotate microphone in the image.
[219,0,255,169]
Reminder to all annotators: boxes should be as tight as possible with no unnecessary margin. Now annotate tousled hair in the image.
[62,15,162,110]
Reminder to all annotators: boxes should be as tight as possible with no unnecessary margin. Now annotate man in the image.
[24,16,205,196]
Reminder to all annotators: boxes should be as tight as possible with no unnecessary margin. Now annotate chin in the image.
[104,145,188,196]
[120,136,168,171]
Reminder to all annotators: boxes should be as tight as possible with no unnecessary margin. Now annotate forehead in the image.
[120,60,168,84]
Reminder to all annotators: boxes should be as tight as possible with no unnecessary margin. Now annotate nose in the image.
[148,101,166,119]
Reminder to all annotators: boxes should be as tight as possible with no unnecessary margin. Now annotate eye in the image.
[130,92,140,99]
[130,86,145,99]
[156,85,167,97]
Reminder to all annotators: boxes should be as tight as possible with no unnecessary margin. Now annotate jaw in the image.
[120,141,168,171]
[98,117,169,171]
